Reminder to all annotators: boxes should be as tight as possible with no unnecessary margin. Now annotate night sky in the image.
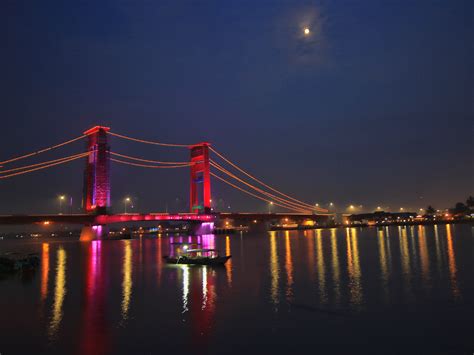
[1,0,472,215]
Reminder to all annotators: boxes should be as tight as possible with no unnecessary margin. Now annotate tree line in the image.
[425,196,474,216]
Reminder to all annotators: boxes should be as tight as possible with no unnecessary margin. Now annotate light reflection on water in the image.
[48,248,66,339]
[0,224,472,354]
[315,229,327,303]
[445,224,460,299]
[40,243,49,302]
[121,240,132,323]
[284,231,293,302]
[269,231,279,310]
[330,228,341,303]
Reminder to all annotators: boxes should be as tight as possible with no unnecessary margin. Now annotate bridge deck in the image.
[0,213,215,225]
[0,212,332,226]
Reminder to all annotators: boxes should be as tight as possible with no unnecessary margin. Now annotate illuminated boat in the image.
[163,248,231,265]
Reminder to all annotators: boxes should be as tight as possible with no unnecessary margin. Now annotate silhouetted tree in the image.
[426,205,436,215]
[453,202,469,215]
[466,196,474,208]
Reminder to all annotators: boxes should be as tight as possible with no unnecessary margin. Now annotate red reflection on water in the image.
[157,236,163,286]
[284,232,294,301]
[79,240,110,355]
[445,225,460,300]
[190,265,216,352]
[41,243,49,302]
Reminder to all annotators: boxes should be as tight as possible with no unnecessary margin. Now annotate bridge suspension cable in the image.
[210,160,312,213]
[0,135,87,166]
[211,172,308,213]
[107,131,190,148]
[110,152,189,165]
[0,152,90,179]
[0,152,89,174]
[111,158,193,169]
[209,147,327,212]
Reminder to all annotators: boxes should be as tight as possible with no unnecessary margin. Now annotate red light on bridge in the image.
[83,126,110,135]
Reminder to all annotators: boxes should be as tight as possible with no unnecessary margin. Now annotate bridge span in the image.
[0,212,330,226]
[1,125,331,239]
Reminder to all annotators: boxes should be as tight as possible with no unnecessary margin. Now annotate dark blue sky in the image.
[1,0,472,214]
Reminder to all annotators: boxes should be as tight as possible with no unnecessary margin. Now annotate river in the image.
[0,224,473,354]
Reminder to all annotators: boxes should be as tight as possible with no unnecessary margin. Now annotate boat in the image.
[163,248,231,265]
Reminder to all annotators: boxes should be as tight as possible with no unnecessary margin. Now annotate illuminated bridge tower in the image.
[190,142,211,214]
[83,126,111,214]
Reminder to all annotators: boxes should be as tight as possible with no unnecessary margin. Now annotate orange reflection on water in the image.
[330,228,340,302]
[316,229,327,303]
[284,231,294,301]
[433,225,443,275]
[377,229,389,288]
[121,240,133,322]
[269,231,280,309]
[49,248,66,339]
[409,226,418,272]
[399,227,411,276]
[446,225,460,300]
[346,228,363,305]
[306,230,315,281]
[399,226,413,300]
[418,226,430,285]
[41,243,49,302]
[225,236,232,286]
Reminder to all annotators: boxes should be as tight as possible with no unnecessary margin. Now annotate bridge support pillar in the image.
[189,142,211,214]
[83,126,111,214]
[80,225,108,241]
[189,221,214,236]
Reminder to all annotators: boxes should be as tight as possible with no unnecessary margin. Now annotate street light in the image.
[58,195,65,214]
[124,197,131,214]
[269,201,273,214]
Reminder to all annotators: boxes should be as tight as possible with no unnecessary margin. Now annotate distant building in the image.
[347,211,417,225]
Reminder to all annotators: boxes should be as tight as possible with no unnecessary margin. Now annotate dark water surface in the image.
[1,224,473,354]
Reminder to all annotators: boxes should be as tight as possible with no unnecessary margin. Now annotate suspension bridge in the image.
[0,125,330,239]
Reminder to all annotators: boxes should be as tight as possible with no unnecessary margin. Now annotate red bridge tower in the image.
[190,143,211,214]
[83,126,111,214]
